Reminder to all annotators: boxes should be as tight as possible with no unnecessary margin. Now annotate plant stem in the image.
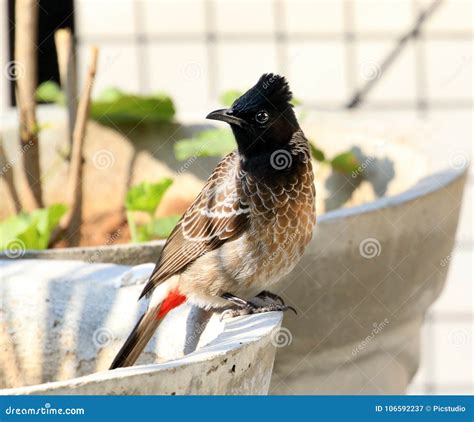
[62,47,98,246]
[0,139,22,213]
[15,0,42,210]
[126,211,139,243]
[147,212,156,242]
[54,28,77,151]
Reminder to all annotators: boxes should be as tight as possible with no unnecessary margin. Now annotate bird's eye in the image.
[255,110,269,124]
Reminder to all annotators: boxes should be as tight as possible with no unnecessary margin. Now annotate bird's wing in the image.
[139,151,249,298]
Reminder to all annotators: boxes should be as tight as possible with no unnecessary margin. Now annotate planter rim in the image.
[320,164,469,223]
[1,164,468,259]
[0,311,282,395]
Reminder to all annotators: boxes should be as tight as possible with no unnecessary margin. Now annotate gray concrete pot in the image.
[0,260,282,395]
[1,110,469,394]
[271,165,468,394]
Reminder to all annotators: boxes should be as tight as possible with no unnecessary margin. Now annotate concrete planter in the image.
[1,109,469,394]
[271,164,468,394]
[0,260,282,395]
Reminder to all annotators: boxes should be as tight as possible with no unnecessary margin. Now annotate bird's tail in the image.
[109,283,186,370]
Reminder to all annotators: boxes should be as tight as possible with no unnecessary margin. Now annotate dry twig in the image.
[55,28,78,150]
[0,139,22,213]
[61,47,99,246]
[15,0,43,209]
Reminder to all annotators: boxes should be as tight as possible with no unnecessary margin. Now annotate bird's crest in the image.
[232,73,293,113]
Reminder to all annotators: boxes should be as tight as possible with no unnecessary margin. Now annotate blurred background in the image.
[0,0,472,394]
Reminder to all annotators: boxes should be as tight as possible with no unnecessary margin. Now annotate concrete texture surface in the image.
[0,260,282,395]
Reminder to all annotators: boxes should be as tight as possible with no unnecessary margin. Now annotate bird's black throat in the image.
[238,130,310,183]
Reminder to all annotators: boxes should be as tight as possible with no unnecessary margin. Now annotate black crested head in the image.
[206,73,300,160]
[231,73,293,114]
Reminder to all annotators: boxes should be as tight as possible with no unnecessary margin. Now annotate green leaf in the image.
[219,90,243,107]
[30,204,68,248]
[35,84,175,124]
[125,179,174,214]
[0,203,67,251]
[148,215,180,239]
[310,144,326,162]
[128,215,180,242]
[174,128,236,161]
[96,87,123,102]
[0,214,32,249]
[135,225,152,243]
[36,81,65,105]
[330,151,360,174]
[90,89,175,124]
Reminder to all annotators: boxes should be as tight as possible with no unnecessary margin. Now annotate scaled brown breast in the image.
[240,136,316,283]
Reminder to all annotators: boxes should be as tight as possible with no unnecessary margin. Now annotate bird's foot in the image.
[220,302,296,320]
[220,292,296,320]
[256,290,285,306]
[247,302,297,315]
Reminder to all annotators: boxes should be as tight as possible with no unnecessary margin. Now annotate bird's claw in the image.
[256,290,286,306]
[220,302,297,320]
[251,303,297,315]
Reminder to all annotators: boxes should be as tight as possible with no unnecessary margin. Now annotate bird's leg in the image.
[220,292,296,320]
[256,290,285,306]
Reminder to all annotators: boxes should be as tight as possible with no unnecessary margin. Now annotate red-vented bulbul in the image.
[110,74,316,369]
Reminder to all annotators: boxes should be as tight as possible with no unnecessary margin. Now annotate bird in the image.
[110,73,316,369]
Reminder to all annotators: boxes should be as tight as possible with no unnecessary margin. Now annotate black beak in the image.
[206,108,244,127]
